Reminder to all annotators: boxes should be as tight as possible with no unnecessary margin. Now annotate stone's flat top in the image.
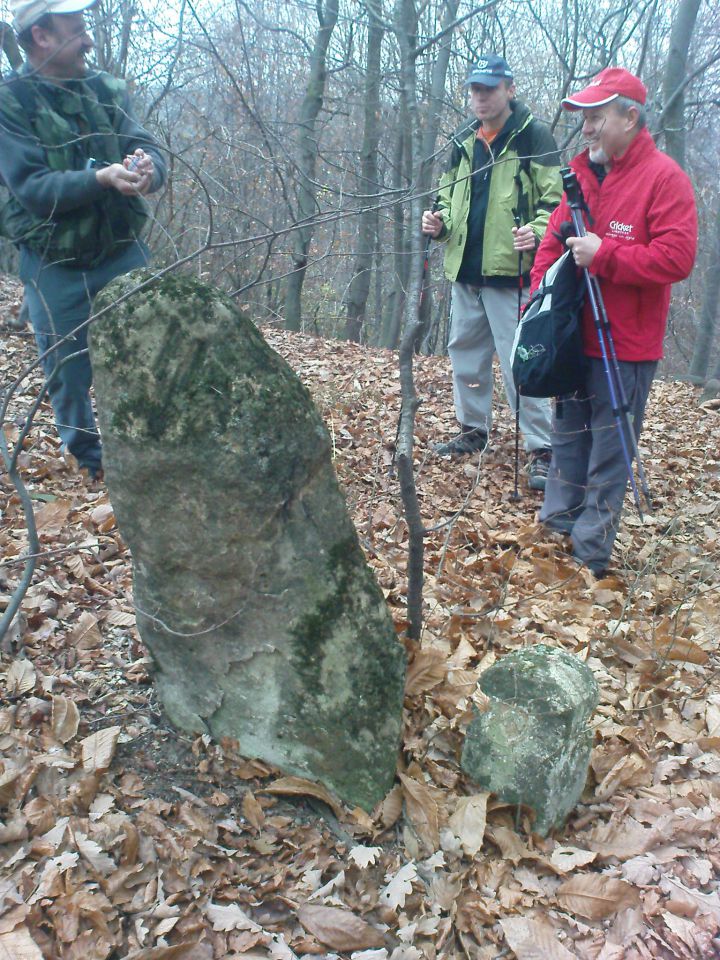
[479,643,599,717]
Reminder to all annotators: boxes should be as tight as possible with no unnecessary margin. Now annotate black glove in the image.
[552,220,576,247]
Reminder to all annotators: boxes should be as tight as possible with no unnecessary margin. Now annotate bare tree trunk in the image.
[660,0,701,170]
[370,213,385,345]
[393,0,461,640]
[0,21,22,74]
[689,201,720,384]
[658,0,715,387]
[393,0,424,640]
[283,0,339,332]
[344,3,384,342]
[382,121,411,350]
[91,0,137,76]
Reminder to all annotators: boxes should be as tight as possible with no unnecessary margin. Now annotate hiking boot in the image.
[434,425,488,457]
[527,448,552,491]
[79,461,104,482]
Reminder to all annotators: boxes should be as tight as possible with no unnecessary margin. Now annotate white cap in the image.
[11,0,97,33]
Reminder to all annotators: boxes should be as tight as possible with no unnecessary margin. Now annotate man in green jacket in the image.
[0,0,166,480]
[422,55,562,490]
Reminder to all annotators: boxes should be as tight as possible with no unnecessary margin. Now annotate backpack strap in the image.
[513,121,534,178]
[512,120,534,225]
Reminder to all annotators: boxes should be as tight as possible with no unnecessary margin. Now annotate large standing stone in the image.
[89,272,406,810]
[462,644,598,835]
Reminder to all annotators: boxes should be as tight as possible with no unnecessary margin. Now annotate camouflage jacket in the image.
[0,65,166,269]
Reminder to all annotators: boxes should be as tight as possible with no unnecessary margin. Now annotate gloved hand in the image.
[552,220,576,247]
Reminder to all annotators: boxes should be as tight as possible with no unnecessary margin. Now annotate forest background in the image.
[1,0,718,382]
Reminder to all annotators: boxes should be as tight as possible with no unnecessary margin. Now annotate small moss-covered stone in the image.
[89,271,406,810]
[461,644,598,835]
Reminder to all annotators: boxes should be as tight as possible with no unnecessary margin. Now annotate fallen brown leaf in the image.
[80,726,121,772]
[35,498,71,536]
[548,845,598,874]
[500,915,576,959]
[0,925,43,959]
[121,944,202,960]
[51,695,80,743]
[399,772,440,852]
[556,874,640,920]
[449,793,488,857]
[4,659,36,696]
[70,611,102,649]
[297,903,384,951]
[242,790,265,829]
[405,648,446,696]
[262,775,344,819]
[206,902,261,932]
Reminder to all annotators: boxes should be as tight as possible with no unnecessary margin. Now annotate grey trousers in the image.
[448,282,552,452]
[540,357,657,573]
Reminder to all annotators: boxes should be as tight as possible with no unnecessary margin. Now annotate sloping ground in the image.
[1,278,720,960]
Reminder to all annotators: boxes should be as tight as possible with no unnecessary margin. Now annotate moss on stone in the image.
[286,534,404,807]
[463,645,598,835]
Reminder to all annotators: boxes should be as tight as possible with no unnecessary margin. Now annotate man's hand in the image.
[566,233,602,268]
[512,224,537,252]
[123,149,154,194]
[95,149,154,196]
[422,209,445,238]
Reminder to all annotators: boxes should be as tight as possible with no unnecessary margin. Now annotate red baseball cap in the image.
[562,67,647,110]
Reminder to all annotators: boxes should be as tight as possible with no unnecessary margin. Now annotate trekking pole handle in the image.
[560,166,589,239]
[423,196,442,246]
[560,166,583,209]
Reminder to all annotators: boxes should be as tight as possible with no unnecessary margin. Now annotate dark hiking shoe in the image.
[79,462,104,482]
[527,448,552,491]
[434,426,488,457]
[571,554,608,580]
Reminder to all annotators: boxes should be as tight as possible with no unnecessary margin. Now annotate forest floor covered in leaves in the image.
[2,277,720,960]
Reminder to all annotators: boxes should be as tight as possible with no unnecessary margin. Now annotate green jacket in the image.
[0,66,166,269]
[436,102,562,282]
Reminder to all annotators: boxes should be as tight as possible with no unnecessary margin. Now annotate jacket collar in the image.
[607,126,656,171]
[476,100,532,157]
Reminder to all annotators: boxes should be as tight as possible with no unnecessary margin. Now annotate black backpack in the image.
[511,249,586,398]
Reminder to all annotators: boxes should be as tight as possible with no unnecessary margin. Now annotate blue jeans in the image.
[20,242,150,474]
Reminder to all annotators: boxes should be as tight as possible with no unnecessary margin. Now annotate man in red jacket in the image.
[531,68,697,575]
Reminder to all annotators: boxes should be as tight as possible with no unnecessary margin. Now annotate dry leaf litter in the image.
[1,278,720,959]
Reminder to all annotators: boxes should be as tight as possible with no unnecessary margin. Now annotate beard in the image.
[588,144,609,164]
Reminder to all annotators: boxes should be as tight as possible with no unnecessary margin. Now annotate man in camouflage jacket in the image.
[422,55,562,490]
[0,0,167,479]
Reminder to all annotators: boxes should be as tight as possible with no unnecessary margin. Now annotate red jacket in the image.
[530,128,697,361]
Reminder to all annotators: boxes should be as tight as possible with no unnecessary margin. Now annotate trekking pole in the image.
[560,167,652,517]
[510,212,523,502]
